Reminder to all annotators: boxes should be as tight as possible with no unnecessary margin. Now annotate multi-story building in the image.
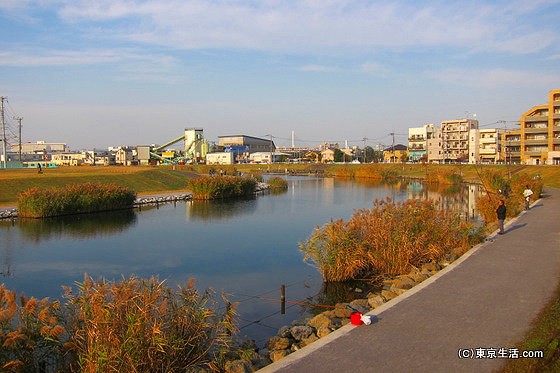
[408,124,435,162]
[427,119,478,163]
[502,130,522,164]
[468,128,502,164]
[519,89,560,165]
[10,140,68,154]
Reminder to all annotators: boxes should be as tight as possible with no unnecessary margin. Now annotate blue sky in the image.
[1,0,559,150]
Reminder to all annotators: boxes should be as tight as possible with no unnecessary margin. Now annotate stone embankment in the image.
[227,259,455,373]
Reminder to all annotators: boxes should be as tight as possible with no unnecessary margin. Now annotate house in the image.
[383,144,408,163]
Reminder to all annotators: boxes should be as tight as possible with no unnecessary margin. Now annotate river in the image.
[0,176,481,346]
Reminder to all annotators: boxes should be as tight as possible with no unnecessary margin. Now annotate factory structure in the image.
[1,89,559,168]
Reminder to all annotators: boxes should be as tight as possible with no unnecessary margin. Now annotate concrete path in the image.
[260,188,560,373]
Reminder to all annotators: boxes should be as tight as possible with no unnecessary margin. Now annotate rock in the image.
[332,303,353,318]
[408,272,430,283]
[224,360,252,373]
[421,262,440,273]
[290,325,313,341]
[349,298,370,312]
[391,276,417,291]
[368,294,386,309]
[269,349,290,362]
[300,334,319,347]
[381,289,398,301]
[266,336,292,351]
[291,317,311,326]
[309,313,332,329]
[316,326,332,338]
[278,325,292,338]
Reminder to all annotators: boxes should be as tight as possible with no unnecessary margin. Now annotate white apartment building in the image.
[408,124,435,162]
[469,128,503,164]
[427,119,478,163]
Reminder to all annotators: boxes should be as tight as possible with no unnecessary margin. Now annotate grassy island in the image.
[18,182,136,218]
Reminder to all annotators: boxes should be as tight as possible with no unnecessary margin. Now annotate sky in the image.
[1,0,559,150]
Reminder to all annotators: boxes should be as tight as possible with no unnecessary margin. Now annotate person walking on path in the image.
[496,199,506,234]
[523,185,533,210]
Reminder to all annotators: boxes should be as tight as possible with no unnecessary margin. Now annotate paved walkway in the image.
[260,188,560,373]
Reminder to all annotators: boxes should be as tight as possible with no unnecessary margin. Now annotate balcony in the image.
[524,139,548,146]
[479,148,497,155]
[524,127,548,134]
[524,115,548,122]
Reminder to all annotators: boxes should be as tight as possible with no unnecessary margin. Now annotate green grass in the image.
[0,166,191,206]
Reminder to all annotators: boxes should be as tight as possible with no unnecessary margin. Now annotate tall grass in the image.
[425,169,463,184]
[267,177,288,190]
[0,285,67,372]
[188,176,257,200]
[476,170,544,223]
[0,277,239,372]
[18,183,137,218]
[64,275,238,372]
[300,198,483,282]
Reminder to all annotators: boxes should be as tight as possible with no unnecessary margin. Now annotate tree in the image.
[334,148,344,162]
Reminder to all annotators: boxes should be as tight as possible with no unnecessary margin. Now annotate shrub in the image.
[300,198,483,282]
[188,176,257,200]
[18,183,137,218]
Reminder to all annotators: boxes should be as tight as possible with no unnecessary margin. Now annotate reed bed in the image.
[425,169,463,184]
[300,198,483,282]
[18,183,137,218]
[189,176,257,200]
[267,177,288,190]
[0,277,238,372]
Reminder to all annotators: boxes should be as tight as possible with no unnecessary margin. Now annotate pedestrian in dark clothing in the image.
[496,199,506,234]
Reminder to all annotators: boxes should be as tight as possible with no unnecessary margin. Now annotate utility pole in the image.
[1,96,6,169]
[362,137,368,163]
[14,116,22,162]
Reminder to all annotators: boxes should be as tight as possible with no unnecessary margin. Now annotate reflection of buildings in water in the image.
[405,181,483,220]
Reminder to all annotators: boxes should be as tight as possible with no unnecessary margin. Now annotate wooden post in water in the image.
[281,284,286,314]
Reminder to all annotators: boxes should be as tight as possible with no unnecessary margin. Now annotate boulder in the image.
[290,325,314,341]
[368,294,386,309]
[269,349,290,362]
[266,336,292,351]
[300,334,319,347]
[332,303,353,318]
[391,275,417,290]
[408,272,430,283]
[309,313,332,329]
[381,289,398,301]
[277,325,292,338]
[224,360,252,373]
[316,326,332,338]
[421,262,440,273]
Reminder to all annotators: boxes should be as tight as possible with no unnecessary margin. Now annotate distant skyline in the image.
[1,0,559,150]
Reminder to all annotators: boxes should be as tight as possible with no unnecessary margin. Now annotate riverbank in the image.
[260,189,559,372]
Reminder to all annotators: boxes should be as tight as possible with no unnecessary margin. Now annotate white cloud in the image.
[44,0,559,55]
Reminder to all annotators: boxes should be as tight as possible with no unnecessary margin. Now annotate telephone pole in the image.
[1,96,7,168]
[14,116,22,162]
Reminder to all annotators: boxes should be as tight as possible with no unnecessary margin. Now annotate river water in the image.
[0,176,481,346]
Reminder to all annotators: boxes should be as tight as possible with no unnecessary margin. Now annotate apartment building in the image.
[408,123,435,162]
[519,89,560,165]
[502,130,522,164]
[427,119,478,163]
[468,128,502,164]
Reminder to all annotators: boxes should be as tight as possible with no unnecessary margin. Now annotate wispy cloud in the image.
[41,0,558,55]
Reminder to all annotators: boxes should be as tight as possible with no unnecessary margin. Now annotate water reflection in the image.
[185,196,258,221]
[13,209,138,243]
